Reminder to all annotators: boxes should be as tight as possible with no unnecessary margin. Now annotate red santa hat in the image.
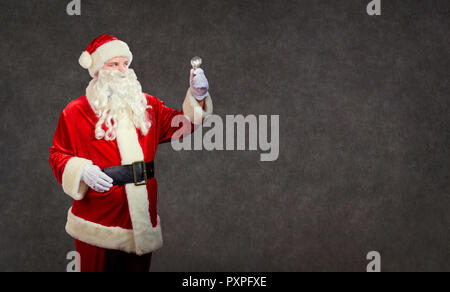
[79,34,133,78]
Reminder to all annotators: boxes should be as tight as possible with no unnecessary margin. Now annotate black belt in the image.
[103,160,154,186]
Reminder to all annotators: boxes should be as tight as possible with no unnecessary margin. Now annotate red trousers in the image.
[75,239,152,272]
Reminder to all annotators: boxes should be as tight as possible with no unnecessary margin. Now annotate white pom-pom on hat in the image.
[79,51,92,69]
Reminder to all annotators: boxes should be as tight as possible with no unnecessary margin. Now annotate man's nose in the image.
[119,65,127,73]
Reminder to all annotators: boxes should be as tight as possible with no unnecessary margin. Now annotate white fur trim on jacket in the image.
[65,207,163,255]
[182,88,213,125]
[62,157,93,201]
[115,110,163,255]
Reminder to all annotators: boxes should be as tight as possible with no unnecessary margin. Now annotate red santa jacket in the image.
[49,80,213,255]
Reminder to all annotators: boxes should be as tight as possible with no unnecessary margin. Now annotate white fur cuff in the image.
[182,88,213,125]
[62,157,93,201]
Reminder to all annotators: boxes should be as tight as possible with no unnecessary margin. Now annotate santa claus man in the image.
[49,34,213,272]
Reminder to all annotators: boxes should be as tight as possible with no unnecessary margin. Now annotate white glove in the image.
[190,68,209,100]
[81,165,113,193]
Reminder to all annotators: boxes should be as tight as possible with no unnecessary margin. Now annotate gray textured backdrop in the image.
[0,0,448,272]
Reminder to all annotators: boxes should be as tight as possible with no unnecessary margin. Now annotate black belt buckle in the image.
[132,160,147,186]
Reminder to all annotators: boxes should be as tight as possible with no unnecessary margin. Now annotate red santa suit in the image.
[49,81,213,258]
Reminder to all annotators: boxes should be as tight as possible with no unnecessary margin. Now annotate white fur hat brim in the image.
[79,40,133,78]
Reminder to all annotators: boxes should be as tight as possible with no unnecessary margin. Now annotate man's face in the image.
[99,56,130,75]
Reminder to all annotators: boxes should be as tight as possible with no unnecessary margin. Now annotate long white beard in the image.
[90,69,152,141]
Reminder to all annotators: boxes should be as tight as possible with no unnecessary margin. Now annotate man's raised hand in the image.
[190,68,209,101]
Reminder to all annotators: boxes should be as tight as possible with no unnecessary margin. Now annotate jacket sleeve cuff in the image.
[62,157,93,201]
[182,88,213,125]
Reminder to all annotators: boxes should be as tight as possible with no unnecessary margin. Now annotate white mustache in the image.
[98,69,134,80]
